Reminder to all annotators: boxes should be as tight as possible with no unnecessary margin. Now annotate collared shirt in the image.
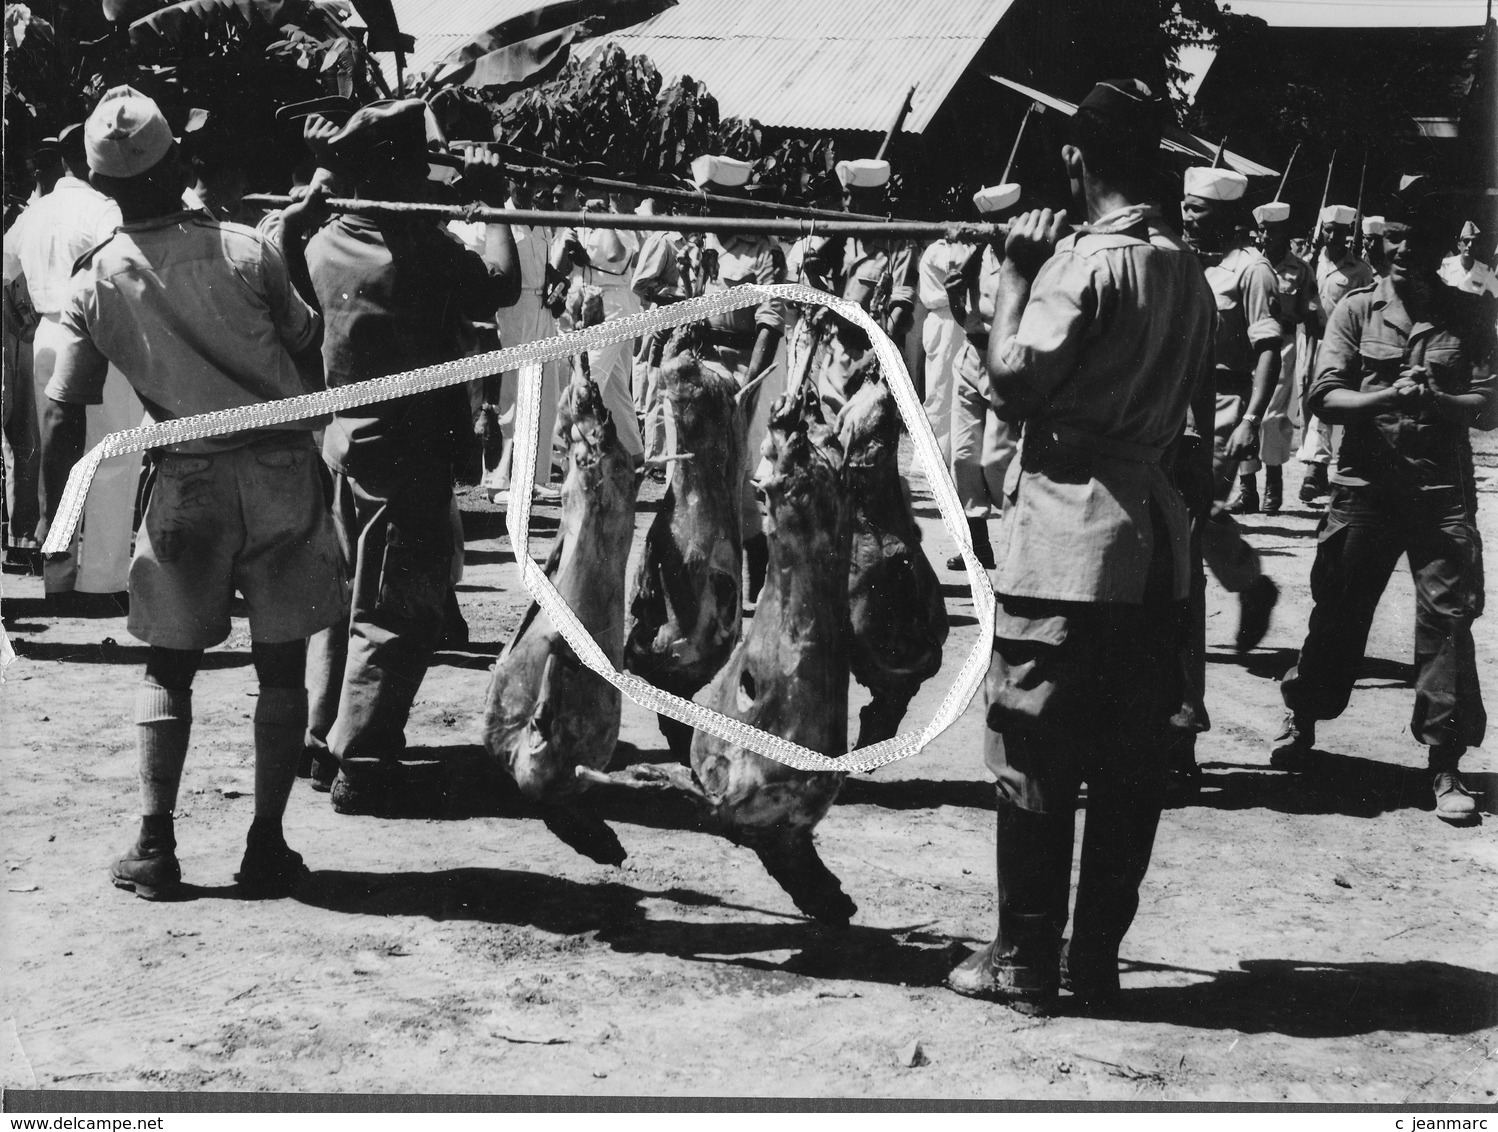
[701,232,784,341]
[307,213,512,475]
[917,239,970,313]
[47,211,320,453]
[1310,275,1496,493]
[1272,250,1315,334]
[802,236,918,315]
[1316,247,1375,318]
[1203,245,1282,374]
[1,176,122,315]
[990,206,1216,604]
[1439,254,1498,298]
[632,229,691,307]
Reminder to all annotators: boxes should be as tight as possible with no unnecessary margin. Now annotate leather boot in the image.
[744,534,769,604]
[948,798,1074,1013]
[111,814,182,900]
[1065,786,1163,1009]
[1227,473,1259,514]
[1262,465,1283,514]
[947,517,996,571]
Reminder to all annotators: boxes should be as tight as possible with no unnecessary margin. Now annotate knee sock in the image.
[134,683,191,852]
[252,686,308,843]
[137,682,191,817]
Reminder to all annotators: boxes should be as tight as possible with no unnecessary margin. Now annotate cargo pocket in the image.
[986,602,1076,733]
[374,514,452,628]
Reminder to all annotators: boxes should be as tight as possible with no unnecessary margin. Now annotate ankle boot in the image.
[1066,787,1163,1007]
[948,798,1074,1011]
[1262,465,1283,514]
[947,517,996,571]
[1227,473,1259,514]
[111,814,182,900]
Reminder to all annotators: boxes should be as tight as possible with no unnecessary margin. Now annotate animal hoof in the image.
[752,836,857,927]
[542,806,627,866]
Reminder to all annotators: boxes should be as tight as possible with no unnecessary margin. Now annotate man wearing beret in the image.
[1271,179,1495,826]
[284,101,520,816]
[1298,205,1376,503]
[947,79,1214,1014]
[41,86,344,899]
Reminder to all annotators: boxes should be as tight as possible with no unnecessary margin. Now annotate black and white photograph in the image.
[1,0,1495,1112]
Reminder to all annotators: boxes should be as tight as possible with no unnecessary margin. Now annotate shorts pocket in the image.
[253,446,309,470]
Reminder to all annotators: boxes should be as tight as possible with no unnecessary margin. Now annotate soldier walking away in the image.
[946,79,1214,1014]
[286,101,521,816]
[40,87,344,899]
[1270,177,1496,826]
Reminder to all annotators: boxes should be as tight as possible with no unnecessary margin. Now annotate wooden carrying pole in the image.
[242,195,1017,241]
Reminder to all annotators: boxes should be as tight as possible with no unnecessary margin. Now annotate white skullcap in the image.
[1460,220,1481,239]
[1319,204,1357,227]
[973,183,1021,214]
[690,154,753,189]
[835,158,890,190]
[1362,215,1385,235]
[1252,201,1291,225]
[1183,166,1247,202]
[86,85,174,178]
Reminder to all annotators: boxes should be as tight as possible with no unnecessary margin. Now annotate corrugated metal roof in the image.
[586,0,1019,132]
[372,0,557,81]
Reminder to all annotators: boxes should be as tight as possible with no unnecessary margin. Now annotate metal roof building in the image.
[581,0,1019,134]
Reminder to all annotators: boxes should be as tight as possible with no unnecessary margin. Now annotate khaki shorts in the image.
[128,438,345,650]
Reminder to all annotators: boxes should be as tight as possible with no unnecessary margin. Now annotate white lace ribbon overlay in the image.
[43,283,995,774]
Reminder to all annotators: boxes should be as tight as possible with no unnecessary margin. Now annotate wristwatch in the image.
[1242,412,1262,426]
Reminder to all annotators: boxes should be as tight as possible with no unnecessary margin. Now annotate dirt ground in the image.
[2,438,1495,1104]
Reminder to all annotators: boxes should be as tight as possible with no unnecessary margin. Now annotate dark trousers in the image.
[982,574,1186,979]
[306,459,454,764]
[1281,485,1486,750]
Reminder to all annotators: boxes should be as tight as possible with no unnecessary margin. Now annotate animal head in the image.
[835,378,897,473]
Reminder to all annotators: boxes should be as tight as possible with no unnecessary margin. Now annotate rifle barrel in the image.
[243,195,1012,241]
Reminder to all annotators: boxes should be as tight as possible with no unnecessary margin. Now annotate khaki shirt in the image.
[48,212,320,454]
[990,207,1215,604]
[1316,247,1375,320]
[1310,275,1496,493]
[702,233,784,342]
[1204,245,1282,375]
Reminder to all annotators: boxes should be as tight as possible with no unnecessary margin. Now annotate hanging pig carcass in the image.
[586,384,858,926]
[483,370,637,866]
[837,377,948,748]
[624,333,745,759]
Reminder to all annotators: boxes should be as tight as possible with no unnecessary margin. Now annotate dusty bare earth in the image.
[2,438,1496,1103]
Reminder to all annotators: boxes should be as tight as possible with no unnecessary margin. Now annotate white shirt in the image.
[1439,254,1498,298]
[2,176,122,315]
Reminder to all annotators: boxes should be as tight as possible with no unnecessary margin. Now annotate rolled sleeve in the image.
[993,252,1097,397]
[1244,261,1283,348]
[1307,294,1364,415]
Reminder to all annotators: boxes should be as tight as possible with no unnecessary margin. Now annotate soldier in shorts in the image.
[40,87,344,900]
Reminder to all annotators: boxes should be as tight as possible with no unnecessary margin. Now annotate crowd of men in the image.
[1,76,1494,1016]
